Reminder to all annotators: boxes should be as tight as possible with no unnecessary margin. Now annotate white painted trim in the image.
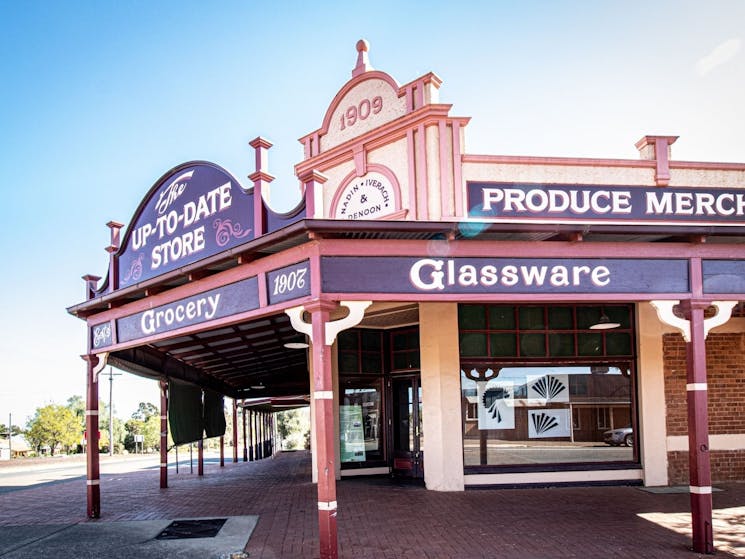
[317,500,337,511]
[86,479,100,486]
[285,306,313,338]
[705,301,738,337]
[464,469,642,486]
[667,434,745,451]
[325,301,372,346]
[160,463,168,468]
[85,410,99,416]
[649,300,737,343]
[314,391,333,400]
[686,383,708,391]
[92,352,109,379]
[690,485,713,495]
[340,467,390,477]
[650,300,689,341]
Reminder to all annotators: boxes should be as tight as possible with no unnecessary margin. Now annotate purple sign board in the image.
[118,162,254,288]
[90,321,113,350]
[322,256,690,295]
[467,182,745,226]
[266,260,311,305]
[116,277,259,343]
[703,260,745,293]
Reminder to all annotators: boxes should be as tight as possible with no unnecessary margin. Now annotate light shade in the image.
[282,335,310,349]
[589,312,621,330]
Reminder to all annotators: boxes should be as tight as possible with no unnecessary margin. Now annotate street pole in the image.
[106,367,121,456]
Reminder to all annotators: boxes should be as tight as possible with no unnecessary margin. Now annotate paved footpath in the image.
[0,451,743,558]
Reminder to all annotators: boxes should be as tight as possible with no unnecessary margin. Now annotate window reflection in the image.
[461,366,634,466]
[340,380,383,463]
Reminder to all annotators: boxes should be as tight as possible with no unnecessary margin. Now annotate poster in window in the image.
[528,409,571,439]
[526,373,569,405]
[340,405,366,462]
[477,380,515,430]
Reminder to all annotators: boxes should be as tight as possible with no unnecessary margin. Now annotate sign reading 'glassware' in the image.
[117,162,254,287]
[321,256,690,294]
[467,182,745,226]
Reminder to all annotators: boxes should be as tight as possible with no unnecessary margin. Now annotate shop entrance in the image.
[391,374,423,479]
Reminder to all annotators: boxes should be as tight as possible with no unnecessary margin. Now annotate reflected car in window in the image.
[603,426,633,447]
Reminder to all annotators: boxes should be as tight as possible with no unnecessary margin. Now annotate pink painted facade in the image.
[69,41,745,557]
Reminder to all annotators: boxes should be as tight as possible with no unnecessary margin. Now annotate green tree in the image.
[0,422,24,437]
[276,409,310,450]
[132,402,158,421]
[25,404,82,455]
[124,402,160,452]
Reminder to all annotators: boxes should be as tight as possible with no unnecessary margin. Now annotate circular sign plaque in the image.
[334,171,396,220]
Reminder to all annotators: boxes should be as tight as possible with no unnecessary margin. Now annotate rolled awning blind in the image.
[168,379,203,445]
[203,389,226,438]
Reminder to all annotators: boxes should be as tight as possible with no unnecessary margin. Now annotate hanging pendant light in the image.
[589,308,621,330]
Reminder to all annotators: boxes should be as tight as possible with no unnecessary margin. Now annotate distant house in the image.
[0,436,31,459]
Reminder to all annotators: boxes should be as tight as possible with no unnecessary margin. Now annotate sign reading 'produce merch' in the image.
[321,256,690,294]
[117,162,254,287]
[467,182,745,226]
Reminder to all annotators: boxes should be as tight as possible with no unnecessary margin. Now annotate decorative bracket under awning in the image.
[286,301,372,346]
[650,300,737,342]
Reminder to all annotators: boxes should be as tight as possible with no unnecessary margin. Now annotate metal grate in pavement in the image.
[155,518,227,540]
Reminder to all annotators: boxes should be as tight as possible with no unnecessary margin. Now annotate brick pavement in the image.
[1,451,743,558]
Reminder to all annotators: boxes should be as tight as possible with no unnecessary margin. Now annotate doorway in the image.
[391,374,423,478]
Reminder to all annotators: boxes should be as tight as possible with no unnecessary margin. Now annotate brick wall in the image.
[663,333,745,484]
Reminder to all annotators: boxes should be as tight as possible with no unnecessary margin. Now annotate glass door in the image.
[391,374,423,478]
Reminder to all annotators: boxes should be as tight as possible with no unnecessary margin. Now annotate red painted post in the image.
[232,399,238,463]
[308,300,339,559]
[260,412,265,459]
[242,407,248,462]
[83,354,101,518]
[682,299,715,553]
[198,439,204,476]
[159,379,168,488]
[248,410,254,461]
[219,436,225,467]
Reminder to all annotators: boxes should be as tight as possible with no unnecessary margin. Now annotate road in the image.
[0,452,223,493]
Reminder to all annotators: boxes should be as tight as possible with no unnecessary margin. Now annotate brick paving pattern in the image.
[1,451,744,558]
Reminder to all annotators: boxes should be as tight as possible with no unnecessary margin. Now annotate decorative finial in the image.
[352,39,373,77]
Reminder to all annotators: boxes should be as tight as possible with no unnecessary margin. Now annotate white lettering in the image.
[139,293,222,335]
[408,259,615,291]
[409,259,445,290]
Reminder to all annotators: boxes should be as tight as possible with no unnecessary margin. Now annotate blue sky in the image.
[1,1,743,424]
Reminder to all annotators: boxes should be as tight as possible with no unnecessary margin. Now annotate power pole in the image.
[105,368,122,456]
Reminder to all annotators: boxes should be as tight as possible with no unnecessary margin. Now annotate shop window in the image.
[459,303,634,360]
[339,376,384,464]
[597,407,610,429]
[338,330,384,374]
[572,407,581,430]
[459,303,637,471]
[489,333,516,357]
[519,306,545,330]
[461,365,635,468]
[390,328,420,371]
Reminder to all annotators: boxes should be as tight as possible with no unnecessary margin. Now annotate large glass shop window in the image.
[338,330,386,465]
[459,304,637,469]
[340,376,384,463]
